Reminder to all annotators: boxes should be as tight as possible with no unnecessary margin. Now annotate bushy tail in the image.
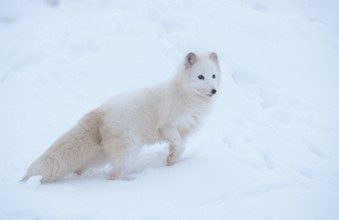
[21,110,103,183]
[21,155,61,182]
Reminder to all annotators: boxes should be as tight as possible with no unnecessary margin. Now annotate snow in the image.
[1,0,339,219]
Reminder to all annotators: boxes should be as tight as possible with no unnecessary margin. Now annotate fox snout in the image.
[209,88,217,96]
[197,88,217,97]
[206,88,217,97]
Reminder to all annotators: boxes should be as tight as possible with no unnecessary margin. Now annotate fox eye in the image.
[212,74,216,79]
[198,75,205,80]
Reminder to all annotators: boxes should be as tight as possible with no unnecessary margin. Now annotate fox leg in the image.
[74,149,108,176]
[160,126,186,166]
[107,144,139,180]
[101,135,139,180]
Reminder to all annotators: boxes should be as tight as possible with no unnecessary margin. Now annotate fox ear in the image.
[209,52,218,64]
[185,52,197,68]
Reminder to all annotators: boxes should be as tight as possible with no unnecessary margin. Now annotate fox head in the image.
[176,52,221,100]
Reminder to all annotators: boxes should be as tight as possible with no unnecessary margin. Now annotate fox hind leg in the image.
[74,149,108,176]
[102,137,139,180]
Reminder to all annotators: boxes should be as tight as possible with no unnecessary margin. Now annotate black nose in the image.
[211,89,217,95]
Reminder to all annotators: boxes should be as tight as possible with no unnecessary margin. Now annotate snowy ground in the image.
[1,0,339,219]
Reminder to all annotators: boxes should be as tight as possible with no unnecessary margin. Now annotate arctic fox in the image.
[22,52,221,183]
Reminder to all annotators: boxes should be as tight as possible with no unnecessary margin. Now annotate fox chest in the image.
[170,106,208,132]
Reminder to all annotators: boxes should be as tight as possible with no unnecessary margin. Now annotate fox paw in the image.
[74,169,85,176]
[166,153,179,166]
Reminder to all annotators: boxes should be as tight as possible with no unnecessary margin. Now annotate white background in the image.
[0,0,338,219]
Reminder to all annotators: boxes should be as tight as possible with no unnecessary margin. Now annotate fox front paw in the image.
[74,168,85,176]
[166,153,179,166]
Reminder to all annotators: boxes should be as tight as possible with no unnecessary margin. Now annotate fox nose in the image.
[211,89,217,95]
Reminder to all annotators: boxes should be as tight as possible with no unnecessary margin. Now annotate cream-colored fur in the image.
[22,52,221,183]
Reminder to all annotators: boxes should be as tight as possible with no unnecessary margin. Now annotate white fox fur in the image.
[22,52,221,183]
